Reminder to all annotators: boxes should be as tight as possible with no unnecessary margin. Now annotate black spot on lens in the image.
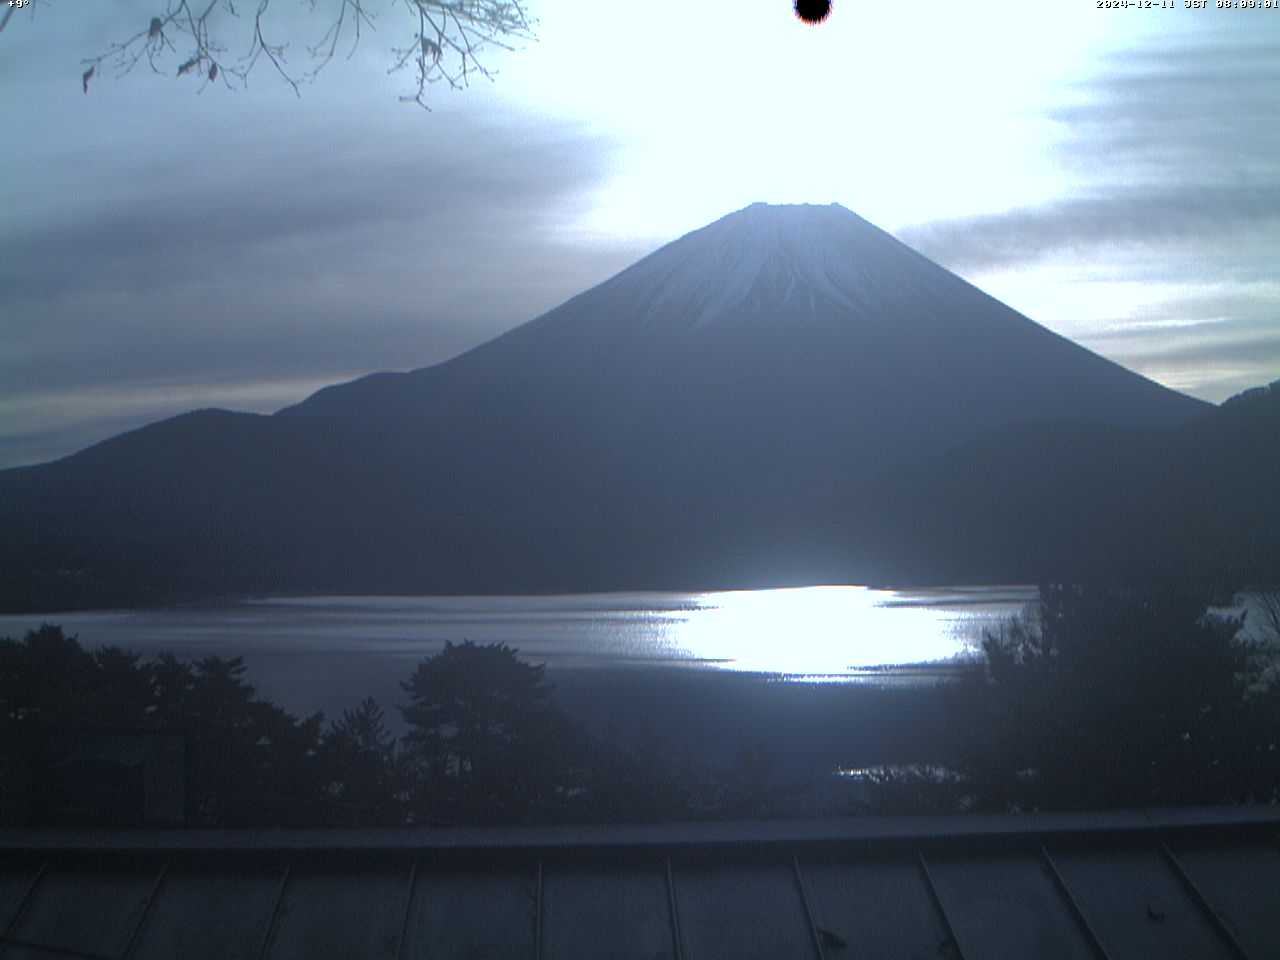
[794,0,832,24]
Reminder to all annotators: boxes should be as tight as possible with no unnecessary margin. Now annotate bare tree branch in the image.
[64,0,534,106]
[1,0,41,37]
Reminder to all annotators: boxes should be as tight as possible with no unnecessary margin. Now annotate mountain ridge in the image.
[286,203,1205,437]
[3,203,1271,613]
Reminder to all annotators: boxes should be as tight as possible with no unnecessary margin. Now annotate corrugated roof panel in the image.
[925,850,1096,959]
[3,863,158,959]
[1049,843,1235,960]
[264,863,410,960]
[1171,840,1280,958]
[800,855,951,959]
[3,943,96,959]
[670,859,814,960]
[131,861,285,960]
[399,865,538,960]
[541,861,676,960]
[3,807,1278,958]
[0,863,39,934]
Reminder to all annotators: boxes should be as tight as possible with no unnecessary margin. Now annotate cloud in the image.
[0,14,646,467]
[0,107,646,464]
[890,29,1280,400]
[0,375,331,469]
[1075,287,1280,403]
[1,111,628,316]
[899,186,1280,272]
[898,33,1280,271]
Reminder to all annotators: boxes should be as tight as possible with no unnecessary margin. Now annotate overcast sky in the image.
[2,1,1277,468]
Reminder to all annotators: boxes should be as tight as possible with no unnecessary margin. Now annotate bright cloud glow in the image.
[499,0,1112,238]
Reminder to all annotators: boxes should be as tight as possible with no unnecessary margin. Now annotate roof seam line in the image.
[0,861,47,945]
[666,856,684,960]
[394,859,419,960]
[917,848,968,960]
[791,851,826,960]
[1158,838,1254,960]
[1038,842,1111,960]
[255,859,292,960]
[121,858,172,960]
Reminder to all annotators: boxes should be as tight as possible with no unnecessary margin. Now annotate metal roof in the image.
[2,806,1278,959]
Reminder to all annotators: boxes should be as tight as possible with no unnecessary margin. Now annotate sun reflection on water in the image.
[659,585,1020,679]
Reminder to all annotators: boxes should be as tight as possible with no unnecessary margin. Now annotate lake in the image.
[0,585,1036,725]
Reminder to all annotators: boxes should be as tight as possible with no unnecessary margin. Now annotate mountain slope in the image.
[859,380,1280,589]
[291,203,1202,437]
[1,203,1245,612]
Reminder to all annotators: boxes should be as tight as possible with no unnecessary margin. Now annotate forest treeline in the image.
[867,581,1280,813]
[0,629,785,827]
[2,581,1278,827]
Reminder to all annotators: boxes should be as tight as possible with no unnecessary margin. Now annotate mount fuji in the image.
[6,202,1271,612]
[293,202,1201,439]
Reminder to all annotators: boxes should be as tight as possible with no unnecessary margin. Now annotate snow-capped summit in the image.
[612,203,892,333]
[0,202,1226,608]
[394,201,1069,395]
[521,202,960,339]
[294,201,1203,442]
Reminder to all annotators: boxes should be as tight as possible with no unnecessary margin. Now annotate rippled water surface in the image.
[2,585,1036,678]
